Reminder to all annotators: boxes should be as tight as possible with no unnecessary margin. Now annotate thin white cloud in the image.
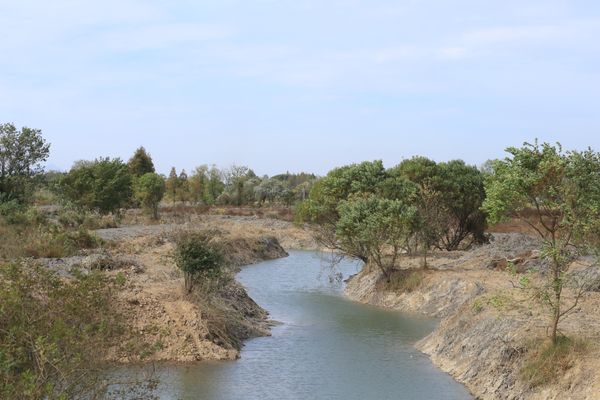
[95,24,234,51]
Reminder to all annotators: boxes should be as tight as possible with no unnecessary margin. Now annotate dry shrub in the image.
[379,268,425,293]
[521,337,590,388]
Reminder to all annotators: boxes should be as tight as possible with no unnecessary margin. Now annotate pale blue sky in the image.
[1,0,599,175]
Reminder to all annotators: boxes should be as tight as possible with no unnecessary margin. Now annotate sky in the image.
[1,0,600,176]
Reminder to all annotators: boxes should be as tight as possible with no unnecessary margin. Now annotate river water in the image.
[150,250,472,400]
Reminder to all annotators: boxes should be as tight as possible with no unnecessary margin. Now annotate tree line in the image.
[3,122,600,346]
[0,124,317,219]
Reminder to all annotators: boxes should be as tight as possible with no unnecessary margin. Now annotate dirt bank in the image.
[39,216,312,363]
[345,233,600,400]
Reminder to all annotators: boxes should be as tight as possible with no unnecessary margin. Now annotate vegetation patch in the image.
[521,337,590,388]
[381,268,426,293]
[0,263,156,399]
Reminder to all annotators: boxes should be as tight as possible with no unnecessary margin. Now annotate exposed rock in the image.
[346,269,484,318]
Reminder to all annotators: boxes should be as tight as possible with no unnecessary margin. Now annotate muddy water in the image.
[152,251,472,400]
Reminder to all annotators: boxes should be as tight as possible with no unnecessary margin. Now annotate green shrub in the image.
[173,231,225,293]
[0,263,155,399]
[0,201,46,226]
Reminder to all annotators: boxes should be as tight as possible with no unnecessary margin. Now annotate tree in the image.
[391,157,487,251]
[297,161,389,252]
[223,165,253,206]
[189,165,208,203]
[336,194,420,280]
[203,165,224,205]
[57,158,132,214]
[483,141,600,344]
[435,160,487,249]
[177,169,190,203]
[127,146,155,177]
[134,173,165,219]
[165,167,179,202]
[173,231,225,293]
[0,123,50,203]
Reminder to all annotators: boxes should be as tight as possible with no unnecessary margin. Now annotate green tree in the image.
[134,172,165,219]
[297,161,421,272]
[483,141,600,344]
[173,231,225,293]
[0,123,50,203]
[224,165,253,206]
[298,160,387,227]
[336,194,420,280]
[189,165,208,203]
[177,169,190,203]
[203,165,224,205]
[57,158,132,214]
[165,167,179,202]
[391,157,487,251]
[127,146,155,177]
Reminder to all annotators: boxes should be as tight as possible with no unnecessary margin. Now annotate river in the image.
[149,250,473,399]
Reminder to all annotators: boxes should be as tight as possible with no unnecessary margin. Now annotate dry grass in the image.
[380,268,426,293]
[521,337,591,388]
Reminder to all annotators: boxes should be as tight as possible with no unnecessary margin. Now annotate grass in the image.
[383,268,425,293]
[1,221,102,259]
[521,336,590,388]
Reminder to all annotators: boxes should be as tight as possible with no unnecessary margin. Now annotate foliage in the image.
[336,194,419,279]
[173,231,225,293]
[0,263,157,400]
[176,169,190,202]
[134,173,165,219]
[127,146,155,177]
[483,141,600,344]
[0,123,50,203]
[391,157,487,251]
[57,157,133,215]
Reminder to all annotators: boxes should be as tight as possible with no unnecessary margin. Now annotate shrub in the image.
[0,263,156,399]
[173,231,225,293]
[0,209,102,260]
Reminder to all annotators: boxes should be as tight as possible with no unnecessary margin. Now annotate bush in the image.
[0,208,102,260]
[173,231,225,293]
[0,263,156,400]
[0,201,46,226]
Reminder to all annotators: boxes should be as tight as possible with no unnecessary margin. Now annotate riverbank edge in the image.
[88,217,314,364]
[344,234,600,400]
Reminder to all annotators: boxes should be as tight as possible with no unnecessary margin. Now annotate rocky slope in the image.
[345,233,600,400]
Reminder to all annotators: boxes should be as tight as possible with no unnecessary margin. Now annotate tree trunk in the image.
[550,257,562,345]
